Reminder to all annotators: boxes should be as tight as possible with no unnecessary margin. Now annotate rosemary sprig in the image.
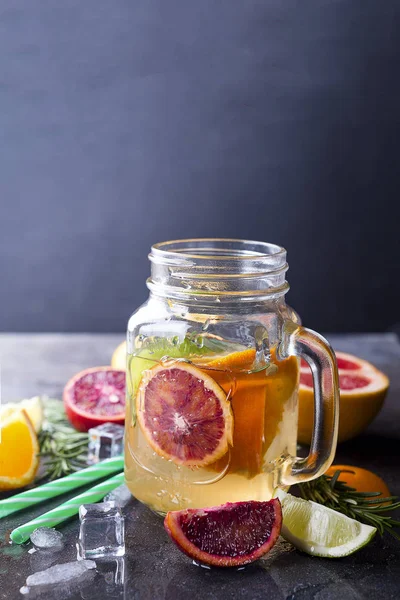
[298,469,400,540]
[37,398,89,481]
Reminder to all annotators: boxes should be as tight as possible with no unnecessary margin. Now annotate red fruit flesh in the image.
[338,374,371,390]
[137,363,233,467]
[300,371,370,390]
[301,356,361,371]
[336,357,361,370]
[164,499,282,567]
[63,367,126,432]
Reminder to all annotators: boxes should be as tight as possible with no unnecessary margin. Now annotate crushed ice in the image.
[30,527,64,549]
[25,559,96,587]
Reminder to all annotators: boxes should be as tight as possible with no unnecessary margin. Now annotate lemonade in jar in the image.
[125,239,339,515]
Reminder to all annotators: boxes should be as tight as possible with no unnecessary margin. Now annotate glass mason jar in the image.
[125,239,339,515]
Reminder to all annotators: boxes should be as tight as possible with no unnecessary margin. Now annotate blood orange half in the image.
[298,351,389,444]
[63,367,126,432]
[136,362,233,467]
[164,499,282,567]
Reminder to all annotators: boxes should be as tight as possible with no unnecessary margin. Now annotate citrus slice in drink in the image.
[298,351,389,443]
[205,349,267,475]
[164,498,282,567]
[278,491,376,557]
[136,362,233,467]
[205,349,298,476]
[205,348,257,371]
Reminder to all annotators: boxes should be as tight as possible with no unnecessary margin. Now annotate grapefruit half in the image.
[298,351,389,444]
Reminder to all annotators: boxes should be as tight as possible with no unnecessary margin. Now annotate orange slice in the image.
[136,362,233,467]
[0,409,39,491]
[205,349,257,371]
[298,351,389,444]
[206,349,298,477]
[201,350,265,475]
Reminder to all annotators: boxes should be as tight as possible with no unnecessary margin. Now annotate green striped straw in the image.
[10,472,125,544]
[0,456,124,519]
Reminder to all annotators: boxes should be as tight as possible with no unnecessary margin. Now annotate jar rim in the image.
[151,238,286,264]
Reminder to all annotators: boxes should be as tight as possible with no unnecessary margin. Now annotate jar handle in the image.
[278,321,339,485]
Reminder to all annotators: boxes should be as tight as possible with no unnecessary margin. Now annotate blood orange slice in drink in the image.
[298,351,389,443]
[136,362,233,467]
[164,499,282,567]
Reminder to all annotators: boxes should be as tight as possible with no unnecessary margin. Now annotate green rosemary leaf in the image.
[329,469,343,489]
[36,398,89,482]
[350,491,383,498]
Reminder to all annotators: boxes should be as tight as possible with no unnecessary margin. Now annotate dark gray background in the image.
[1,1,399,334]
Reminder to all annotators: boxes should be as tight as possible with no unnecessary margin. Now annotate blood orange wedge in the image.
[164,499,282,567]
[136,362,233,467]
[298,351,389,444]
[63,367,126,432]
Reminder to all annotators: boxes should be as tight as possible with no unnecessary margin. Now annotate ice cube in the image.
[78,502,125,559]
[104,484,132,507]
[30,527,64,549]
[26,560,96,587]
[87,423,124,464]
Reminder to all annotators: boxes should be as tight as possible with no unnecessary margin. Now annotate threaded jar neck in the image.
[147,239,289,303]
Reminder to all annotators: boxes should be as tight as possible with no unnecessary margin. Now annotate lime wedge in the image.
[277,491,376,557]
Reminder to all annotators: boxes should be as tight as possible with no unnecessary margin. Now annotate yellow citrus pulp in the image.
[0,409,39,490]
[111,341,126,370]
[0,396,43,433]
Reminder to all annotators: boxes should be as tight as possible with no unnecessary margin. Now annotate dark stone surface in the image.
[0,333,399,599]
